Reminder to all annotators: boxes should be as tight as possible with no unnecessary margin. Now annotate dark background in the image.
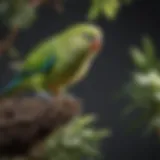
[0,0,160,159]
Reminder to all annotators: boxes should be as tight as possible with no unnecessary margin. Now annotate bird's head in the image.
[63,23,104,55]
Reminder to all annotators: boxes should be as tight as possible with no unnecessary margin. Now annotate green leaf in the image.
[142,36,155,57]
[43,115,109,160]
[142,36,157,67]
[88,0,101,20]
[88,0,133,21]
[102,0,121,20]
[9,6,36,29]
[130,47,148,69]
[0,0,37,29]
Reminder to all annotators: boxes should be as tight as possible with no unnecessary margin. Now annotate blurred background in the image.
[0,0,160,159]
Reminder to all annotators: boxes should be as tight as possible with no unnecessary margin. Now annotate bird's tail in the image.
[0,76,22,97]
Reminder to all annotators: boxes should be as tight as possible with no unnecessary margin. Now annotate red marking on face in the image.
[90,39,102,52]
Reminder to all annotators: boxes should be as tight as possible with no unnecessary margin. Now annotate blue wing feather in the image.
[21,56,56,76]
[0,55,56,96]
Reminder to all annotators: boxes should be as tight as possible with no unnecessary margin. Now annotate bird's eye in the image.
[82,33,95,41]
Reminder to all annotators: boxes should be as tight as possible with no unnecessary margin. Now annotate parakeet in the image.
[0,23,103,98]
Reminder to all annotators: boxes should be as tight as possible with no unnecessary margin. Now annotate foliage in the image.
[0,0,64,54]
[125,37,160,131]
[88,0,132,21]
[0,0,133,30]
[43,114,110,160]
[0,0,37,29]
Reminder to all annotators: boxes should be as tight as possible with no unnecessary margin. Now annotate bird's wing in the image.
[20,55,57,77]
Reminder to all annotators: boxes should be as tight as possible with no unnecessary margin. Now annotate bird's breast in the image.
[47,53,94,88]
[69,56,93,85]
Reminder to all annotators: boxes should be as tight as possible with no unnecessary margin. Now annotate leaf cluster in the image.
[125,37,160,130]
[43,115,110,160]
[88,0,132,21]
[0,0,38,29]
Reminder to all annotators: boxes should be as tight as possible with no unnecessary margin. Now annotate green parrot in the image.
[0,23,103,98]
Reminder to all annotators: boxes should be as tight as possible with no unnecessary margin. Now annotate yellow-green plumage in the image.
[0,23,103,96]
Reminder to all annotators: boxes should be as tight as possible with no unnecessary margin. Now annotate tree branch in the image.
[0,96,81,159]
